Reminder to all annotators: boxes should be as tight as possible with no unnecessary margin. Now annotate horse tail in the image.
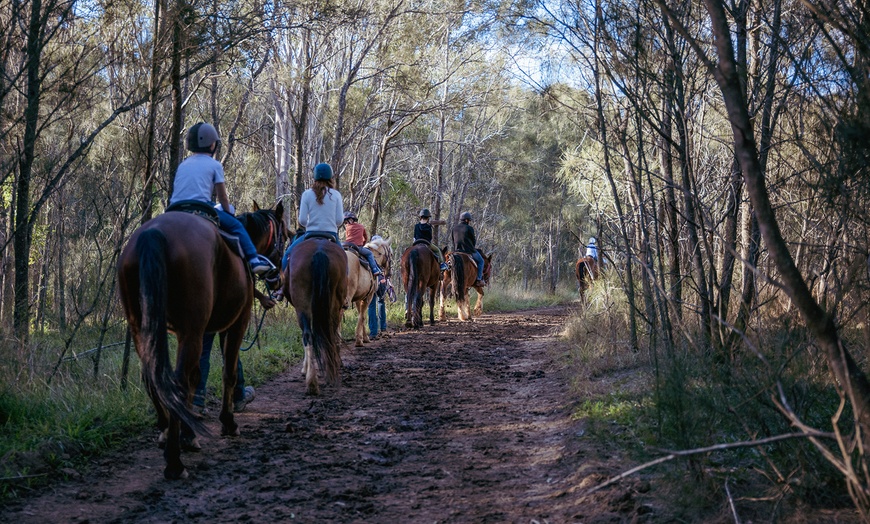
[310,248,341,385]
[451,252,466,303]
[407,249,421,320]
[136,230,204,435]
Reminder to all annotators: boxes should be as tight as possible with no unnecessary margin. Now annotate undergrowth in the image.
[561,268,859,521]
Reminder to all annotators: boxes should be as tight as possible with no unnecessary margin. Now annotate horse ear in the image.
[252,200,261,211]
[275,201,284,219]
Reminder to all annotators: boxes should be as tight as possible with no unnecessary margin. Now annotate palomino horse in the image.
[575,256,599,301]
[401,242,441,328]
[366,236,393,284]
[117,202,284,480]
[344,245,377,347]
[284,237,348,395]
[439,249,493,321]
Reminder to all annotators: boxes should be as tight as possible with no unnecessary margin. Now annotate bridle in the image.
[260,211,286,267]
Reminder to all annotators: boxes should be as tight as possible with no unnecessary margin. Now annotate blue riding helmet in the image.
[313,163,333,180]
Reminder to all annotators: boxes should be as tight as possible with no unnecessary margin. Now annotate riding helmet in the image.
[344,211,358,221]
[186,122,221,153]
[460,211,472,222]
[313,163,333,181]
[419,208,431,218]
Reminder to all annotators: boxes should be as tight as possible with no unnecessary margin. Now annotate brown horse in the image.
[117,202,283,480]
[344,246,377,347]
[575,256,599,301]
[439,249,493,321]
[283,237,347,395]
[401,242,441,328]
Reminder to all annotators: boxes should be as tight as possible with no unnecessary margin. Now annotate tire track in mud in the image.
[2,306,645,523]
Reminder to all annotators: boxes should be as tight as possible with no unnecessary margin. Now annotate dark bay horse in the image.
[401,242,441,328]
[439,249,493,321]
[117,202,284,480]
[283,237,347,395]
[575,256,599,301]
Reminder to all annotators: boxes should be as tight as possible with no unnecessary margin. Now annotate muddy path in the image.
[2,306,653,523]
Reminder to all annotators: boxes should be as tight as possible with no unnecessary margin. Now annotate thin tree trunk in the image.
[703,0,870,479]
[13,0,45,345]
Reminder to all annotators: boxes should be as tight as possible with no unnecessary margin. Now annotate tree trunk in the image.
[705,0,870,478]
[13,0,45,345]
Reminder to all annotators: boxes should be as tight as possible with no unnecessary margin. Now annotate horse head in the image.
[482,251,494,285]
[242,201,287,289]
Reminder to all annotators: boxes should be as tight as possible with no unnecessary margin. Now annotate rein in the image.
[242,210,286,352]
[242,280,272,352]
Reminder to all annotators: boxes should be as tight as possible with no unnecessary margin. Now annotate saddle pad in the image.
[218,230,245,260]
[165,200,219,227]
[343,243,370,270]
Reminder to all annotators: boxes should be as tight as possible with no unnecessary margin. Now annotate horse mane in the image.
[366,236,391,256]
[238,209,272,230]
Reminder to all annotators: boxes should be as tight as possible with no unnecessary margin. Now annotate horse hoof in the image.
[221,425,240,437]
[156,430,167,449]
[181,436,202,452]
[164,467,189,480]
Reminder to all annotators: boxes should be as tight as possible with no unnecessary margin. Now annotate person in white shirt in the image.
[586,236,599,261]
[281,163,344,269]
[170,122,274,276]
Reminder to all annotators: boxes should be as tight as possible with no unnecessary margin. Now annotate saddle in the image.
[413,239,431,246]
[165,200,219,227]
[302,231,338,242]
[165,200,244,262]
[342,242,371,270]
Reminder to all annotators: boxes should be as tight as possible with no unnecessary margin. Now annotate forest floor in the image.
[0,305,858,523]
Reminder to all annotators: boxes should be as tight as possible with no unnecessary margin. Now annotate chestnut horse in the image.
[439,249,493,321]
[117,202,284,480]
[575,256,599,301]
[283,237,348,395]
[344,246,377,347]
[401,242,441,328]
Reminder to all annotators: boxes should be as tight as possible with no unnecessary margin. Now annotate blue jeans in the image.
[281,231,340,270]
[194,332,246,406]
[355,245,382,275]
[217,209,258,262]
[368,294,387,337]
[470,250,484,281]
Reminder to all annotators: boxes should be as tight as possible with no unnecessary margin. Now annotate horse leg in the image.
[298,312,320,396]
[176,333,204,452]
[438,279,448,322]
[219,325,245,437]
[355,299,367,347]
[428,287,436,325]
[473,287,484,317]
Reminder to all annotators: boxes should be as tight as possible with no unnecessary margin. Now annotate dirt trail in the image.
[2,306,652,523]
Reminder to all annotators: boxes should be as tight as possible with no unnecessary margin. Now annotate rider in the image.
[281,162,344,270]
[169,122,274,276]
[343,212,386,284]
[450,211,485,287]
[413,208,449,272]
[586,236,599,261]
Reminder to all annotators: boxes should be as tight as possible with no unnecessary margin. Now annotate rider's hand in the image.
[258,294,277,310]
